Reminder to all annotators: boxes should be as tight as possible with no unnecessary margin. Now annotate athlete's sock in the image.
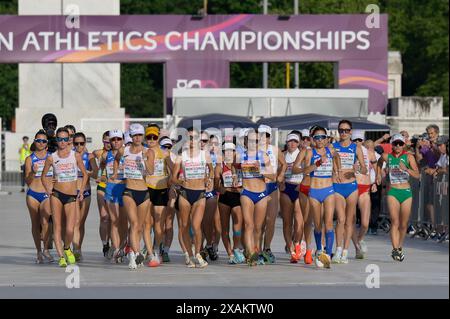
[325,231,334,256]
[164,246,170,254]
[314,231,322,251]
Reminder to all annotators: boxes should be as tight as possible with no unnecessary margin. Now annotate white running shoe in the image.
[184,252,191,265]
[128,252,137,270]
[341,250,349,264]
[195,253,208,268]
[187,257,196,268]
[314,250,325,268]
[359,240,368,254]
[332,247,343,264]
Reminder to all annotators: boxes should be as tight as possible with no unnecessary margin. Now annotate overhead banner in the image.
[0,14,388,114]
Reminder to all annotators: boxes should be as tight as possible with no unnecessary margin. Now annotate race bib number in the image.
[241,161,262,179]
[339,152,355,170]
[184,161,206,180]
[153,159,165,177]
[389,166,409,184]
[124,158,145,180]
[56,163,77,182]
[314,159,333,177]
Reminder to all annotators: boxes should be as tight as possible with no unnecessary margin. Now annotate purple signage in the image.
[0,14,388,114]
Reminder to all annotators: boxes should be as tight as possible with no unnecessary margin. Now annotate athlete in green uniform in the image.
[377,134,419,262]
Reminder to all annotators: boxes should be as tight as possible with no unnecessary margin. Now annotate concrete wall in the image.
[388,51,402,99]
[6,0,123,171]
[387,97,449,135]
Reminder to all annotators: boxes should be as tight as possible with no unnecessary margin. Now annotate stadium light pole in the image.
[294,0,299,88]
[203,0,208,16]
[262,0,269,88]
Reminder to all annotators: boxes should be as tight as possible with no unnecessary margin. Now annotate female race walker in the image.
[171,127,214,268]
[303,126,340,269]
[41,127,89,267]
[112,124,155,270]
[72,132,96,261]
[280,133,304,263]
[215,142,246,264]
[377,134,419,262]
[236,130,275,266]
[24,130,54,263]
[92,131,112,257]
[332,120,367,264]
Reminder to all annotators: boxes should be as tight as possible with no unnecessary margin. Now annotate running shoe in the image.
[295,243,302,261]
[359,240,368,255]
[43,250,55,263]
[316,250,331,269]
[332,248,342,264]
[159,243,164,256]
[290,252,298,264]
[124,244,132,255]
[257,254,266,266]
[247,252,259,267]
[187,257,196,268]
[340,250,349,264]
[233,249,246,264]
[184,252,191,265]
[36,252,44,264]
[64,248,76,265]
[103,242,110,257]
[110,249,118,264]
[391,248,402,262]
[200,249,208,262]
[73,250,82,262]
[398,247,405,262]
[300,241,307,259]
[162,251,170,263]
[228,255,238,265]
[195,253,208,268]
[128,252,137,270]
[58,256,67,268]
[206,245,218,261]
[355,248,365,260]
[135,253,145,267]
[148,253,161,268]
[304,249,313,265]
[264,249,276,264]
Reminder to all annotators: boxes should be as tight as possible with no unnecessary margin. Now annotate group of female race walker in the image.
[24,119,420,270]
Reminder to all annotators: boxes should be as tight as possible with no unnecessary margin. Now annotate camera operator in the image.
[41,113,58,153]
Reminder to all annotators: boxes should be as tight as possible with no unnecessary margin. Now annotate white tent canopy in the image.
[172,89,369,126]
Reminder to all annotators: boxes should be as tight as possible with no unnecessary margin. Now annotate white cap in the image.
[301,129,310,138]
[391,134,405,143]
[124,131,132,144]
[239,128,250,139]
[286,134,300,142]
[258,124,272,135]
[159,137,172,146]
[224,143,236,150]
[352,129,365,141]
[109,129,123,140]
[129,123,145,136]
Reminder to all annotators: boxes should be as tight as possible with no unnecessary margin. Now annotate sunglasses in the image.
[338,128,352,134]
[103,140,110,144]
[56,137,70,143]
[35,139,48,144]
[162,145,172,150]
[313,135,328,141]
[111,137,123,142]
[302,137,311,141]
[392,141,405,147]
[146,135,158,141]
[74,142,85,146]
[201,139,209,143]
[353,139,363,143]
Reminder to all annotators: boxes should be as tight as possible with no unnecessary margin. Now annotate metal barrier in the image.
[374,168,448,243]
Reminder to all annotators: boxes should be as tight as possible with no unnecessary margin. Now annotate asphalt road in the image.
[0,187,448,299]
